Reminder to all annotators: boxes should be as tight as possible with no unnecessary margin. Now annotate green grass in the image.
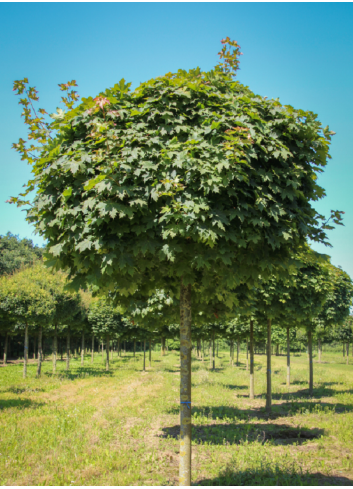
[0,348,352,485]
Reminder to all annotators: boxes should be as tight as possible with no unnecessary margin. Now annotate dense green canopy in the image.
[14,44,336,312]
[0,232,44,276]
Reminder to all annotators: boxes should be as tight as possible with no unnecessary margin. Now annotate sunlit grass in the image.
[0,348,352,485]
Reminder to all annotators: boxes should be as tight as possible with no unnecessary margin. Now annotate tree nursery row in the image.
[4,37,353,485]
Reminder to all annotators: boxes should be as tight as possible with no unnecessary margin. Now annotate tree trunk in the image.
[36,326,42,377]
[143,340,146,371]
[101,340,104,359]
[343,343,345,357]
[250,321,254,399]
[217,340,219,358]
[161,337,165,356]
[286,326,290,388]
[276,344,279,356]
[179,280,192,486]
[81,331,85,366]
[166,340,168,352]
[3,332,8,365]
[209,340,212,369]
[23,322,28,379]
[266,319,272,412]
[53,323,57,374]
[246,338,249,372]
[308,330,313,396]
[236,339,240,366]
[212,333,215,370]
[33,336,36,360]
[65,329,70,371]
[91,334,94,364]
[149,341,152,367]
[106,335,110,371]
[202,339,204,362]
[346,342,349,365]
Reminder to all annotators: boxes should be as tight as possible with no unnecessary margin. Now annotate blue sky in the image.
[1,3,352,274]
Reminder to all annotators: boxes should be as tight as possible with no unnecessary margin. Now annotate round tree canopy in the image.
[15,41,335,311]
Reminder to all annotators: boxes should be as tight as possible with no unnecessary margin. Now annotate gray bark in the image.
[143,340,146,371]
[3,332,8,365]
[250,321,254,399]
[286,326,290,388]
[308,330,313,395]
[23,322,28,379]
[266,319,272,412]
[106,335,110,371]
[179,280,192,486]
[81,331,85,366]
[36,326,42,377]
[246,338,249,372]
[66,328,70,371]
[53,324,57,374]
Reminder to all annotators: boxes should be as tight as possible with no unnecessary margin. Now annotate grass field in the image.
[0,348,353,486]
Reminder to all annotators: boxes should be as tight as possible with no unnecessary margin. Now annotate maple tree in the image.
[9,38,342,485]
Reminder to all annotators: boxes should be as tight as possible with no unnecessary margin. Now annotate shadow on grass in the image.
[196,466,353,486]
[216,384,248,391]
[167,400,353,420]
[273,384,353,400]
[161,422,324,446]
[2,386,45,394]
[45,367,115,380]
[0,398,45,410]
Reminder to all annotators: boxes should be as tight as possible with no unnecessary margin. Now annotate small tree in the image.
[88,297,125,371]
[0,264,55,377]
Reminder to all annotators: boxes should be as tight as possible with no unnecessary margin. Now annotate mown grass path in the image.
[0,350,352,485]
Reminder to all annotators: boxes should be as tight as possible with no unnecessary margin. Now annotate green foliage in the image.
[316,266,353,328]
[249,247,333,327]
[0,232,44,276]
[0,263,55,326]
[334,316,353,343]
[10,41,341,314]
[88,296,126,339]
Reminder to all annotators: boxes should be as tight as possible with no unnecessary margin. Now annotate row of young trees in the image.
[7,37,352,485]
[3,247,352,386]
